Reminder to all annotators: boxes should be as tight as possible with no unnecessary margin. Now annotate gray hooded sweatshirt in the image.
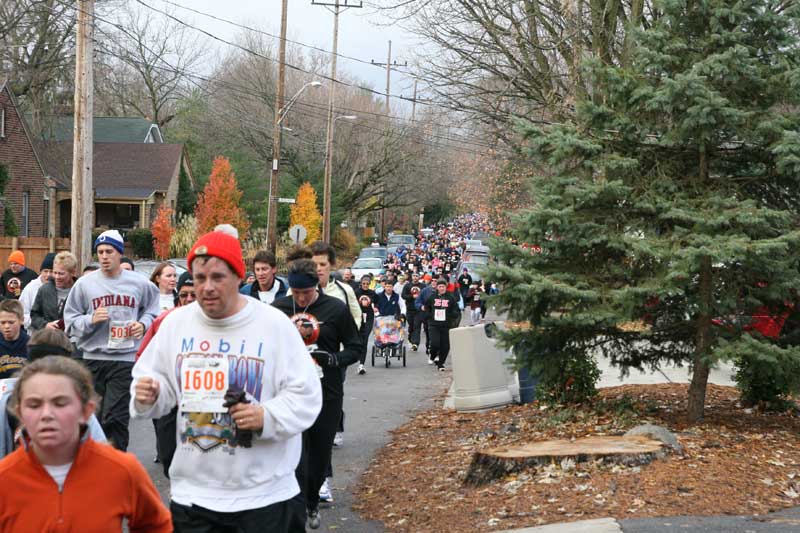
[64,269,160,362]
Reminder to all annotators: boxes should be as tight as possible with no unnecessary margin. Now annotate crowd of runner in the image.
[0,212,495,532]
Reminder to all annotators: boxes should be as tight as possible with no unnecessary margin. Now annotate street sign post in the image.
[288,224,307,244]
[277,197,296,204]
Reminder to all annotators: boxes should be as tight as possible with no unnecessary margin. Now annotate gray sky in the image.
[157,0,421,112]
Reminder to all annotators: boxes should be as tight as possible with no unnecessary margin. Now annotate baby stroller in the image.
[371,315,406,368]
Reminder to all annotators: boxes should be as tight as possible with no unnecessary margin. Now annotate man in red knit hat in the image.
[132,224,322,532]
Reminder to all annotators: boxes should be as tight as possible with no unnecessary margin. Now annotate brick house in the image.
[0,78,194,238]
[0,79,51,238]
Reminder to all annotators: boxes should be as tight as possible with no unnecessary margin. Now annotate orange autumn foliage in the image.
[151,204,174,260]
[289,182,321,244]
[195,156,251,237]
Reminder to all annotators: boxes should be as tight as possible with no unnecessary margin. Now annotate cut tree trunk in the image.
[464,436,666,486]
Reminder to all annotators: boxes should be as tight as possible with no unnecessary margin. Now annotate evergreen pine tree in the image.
[490,0,800,421]
[176,163,196,217]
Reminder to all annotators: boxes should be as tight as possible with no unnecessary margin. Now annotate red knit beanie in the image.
[187,230,246,279]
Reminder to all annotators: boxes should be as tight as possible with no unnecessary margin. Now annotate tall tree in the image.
[375,0,651,148]
[489,0,800,422]
[94,3,205,128]
[290,182,322,244]
[151,204,174,260]
[195,156,251,237]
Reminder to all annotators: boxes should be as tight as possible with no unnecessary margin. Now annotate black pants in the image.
[428,324,451,368]
[358,318,373,365]
[155,406,179,477]
[171,499,291,533]
[292,395,343,523]
[86,359,133,451]
[406,308,417,341]
[411,311,427,347]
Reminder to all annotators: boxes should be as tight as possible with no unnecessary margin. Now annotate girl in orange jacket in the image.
[0,355,171,532]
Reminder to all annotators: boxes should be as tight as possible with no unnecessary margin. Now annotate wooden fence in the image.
[0,237,71,272]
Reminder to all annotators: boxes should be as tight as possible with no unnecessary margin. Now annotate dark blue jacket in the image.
[239,277,289,301]
[375,291,401,318]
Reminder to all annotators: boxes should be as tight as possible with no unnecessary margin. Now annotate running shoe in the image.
[427,357,434,365]
[318,479,333,503]
[308,509,321,529]
[438,366,446,372]
[333,432,343,447]
[412,344,418,351]
[358,364,366,375]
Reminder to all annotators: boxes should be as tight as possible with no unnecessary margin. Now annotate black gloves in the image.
[310,349,339,368]
[223,387,253,448]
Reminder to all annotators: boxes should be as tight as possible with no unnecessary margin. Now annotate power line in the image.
[42,0,509,156]
[132,0,504,120]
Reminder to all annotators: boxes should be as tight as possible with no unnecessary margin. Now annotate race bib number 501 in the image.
[180,358,229,413]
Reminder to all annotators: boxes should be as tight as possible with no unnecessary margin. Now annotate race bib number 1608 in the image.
[180,358,229,413]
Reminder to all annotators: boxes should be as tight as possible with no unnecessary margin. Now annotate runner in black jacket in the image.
[423,279,460,371]
[354,276,377,375]
[401,273,425,350]
[272,257,361,531]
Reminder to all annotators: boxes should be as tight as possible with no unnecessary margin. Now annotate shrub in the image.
[127,228,153,258]
[170,214,197,259]
[332,228,358,259]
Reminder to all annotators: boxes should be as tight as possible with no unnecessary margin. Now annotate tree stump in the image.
[464,436,666,486]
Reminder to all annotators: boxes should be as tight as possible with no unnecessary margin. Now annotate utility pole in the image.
[267,0,288,253]
[371,42,406,241]
[313,0,362,242]
[71,0,94,270]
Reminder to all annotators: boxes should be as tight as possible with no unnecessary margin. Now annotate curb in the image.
[498,517,622,533]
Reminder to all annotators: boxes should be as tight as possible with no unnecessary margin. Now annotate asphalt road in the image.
[128,334,447,532]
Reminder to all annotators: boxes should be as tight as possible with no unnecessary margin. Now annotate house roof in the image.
[34,116,162,143]
[0,79,50,182]
[38,142,185,199]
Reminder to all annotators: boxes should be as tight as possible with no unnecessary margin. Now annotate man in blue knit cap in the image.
[64,229,159,450]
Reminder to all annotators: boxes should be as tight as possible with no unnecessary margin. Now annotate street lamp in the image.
[267,80,322,251]
[278,81,322,125]
[322,114,357,241]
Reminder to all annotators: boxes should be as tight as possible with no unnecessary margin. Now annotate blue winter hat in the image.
[94,230,125,254]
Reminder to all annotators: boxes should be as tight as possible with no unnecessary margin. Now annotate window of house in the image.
[43,197,50,238]
[0,107,5,138]
[22,191,29,237]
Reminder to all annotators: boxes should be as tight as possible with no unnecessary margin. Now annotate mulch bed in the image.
[353,383,800,532]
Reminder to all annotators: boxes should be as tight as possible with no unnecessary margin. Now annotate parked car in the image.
[456,261,485,282]
[387,234,415,247]
[132,259,188,280]
[351,258,385,280]
[462,245,490,264]
[358,247,388,261]
[169,258,188,271]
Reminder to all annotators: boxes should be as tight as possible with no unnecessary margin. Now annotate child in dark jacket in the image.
[0,300,28,379]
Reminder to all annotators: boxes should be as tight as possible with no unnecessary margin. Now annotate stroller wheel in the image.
[402,345,407,367]
[371,346,376,367]
[385,348,391,368]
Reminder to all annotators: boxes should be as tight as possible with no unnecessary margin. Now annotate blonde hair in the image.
[54,251,78,273]
[8,356,95,416]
